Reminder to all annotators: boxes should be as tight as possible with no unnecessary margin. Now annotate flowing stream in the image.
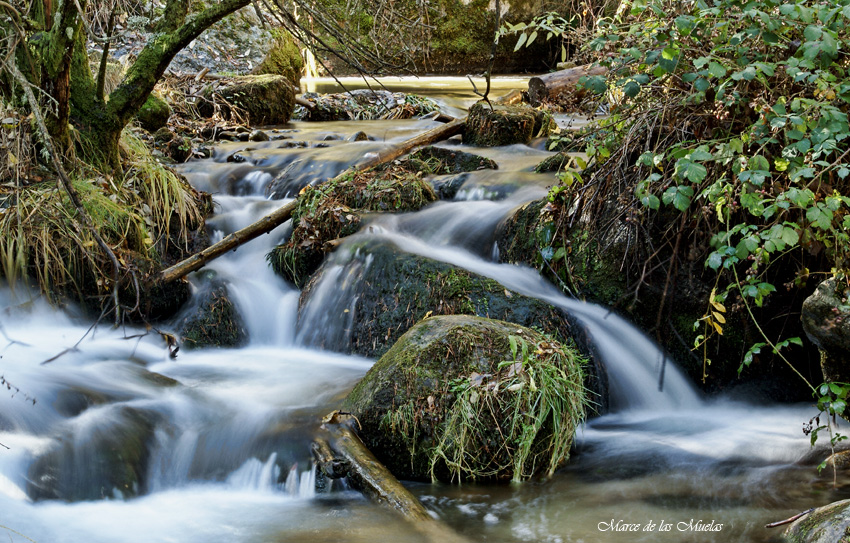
[0,79,847,542]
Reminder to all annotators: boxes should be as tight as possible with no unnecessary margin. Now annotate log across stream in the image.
[0,79,845,543]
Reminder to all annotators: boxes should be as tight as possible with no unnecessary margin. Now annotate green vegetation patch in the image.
[0,129,206,317]
[253,29,304,88]
[344,315,587,482]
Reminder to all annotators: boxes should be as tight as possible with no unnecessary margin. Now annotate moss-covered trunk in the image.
[10,0,253,169]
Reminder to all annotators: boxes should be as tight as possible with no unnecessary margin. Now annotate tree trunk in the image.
[11,0,254,168]
[527,64,608,106]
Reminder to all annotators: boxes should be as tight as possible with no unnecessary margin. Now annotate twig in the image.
[765,508,814,529]
[96,5,118,101]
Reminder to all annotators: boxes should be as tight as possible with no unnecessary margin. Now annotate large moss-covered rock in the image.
[136,93,171,132]
[202,75,295,125]
[344,315,587,482]
[176,273,247,349]
[299,239,573,358]
[464,101,554,147]
[783,499,850,543]
[802,278,850,383]
[267,166,437,288]
[27,407,158,501]
[253,29,303,87]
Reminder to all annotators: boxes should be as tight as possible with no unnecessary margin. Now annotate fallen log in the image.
[158,199,298,284]
[355,116,466,170]
[158,115,467,284]
[527,63,607,107]
[315,413,472,543]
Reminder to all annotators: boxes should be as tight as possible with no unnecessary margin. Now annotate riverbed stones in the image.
[783,499,850,543]
[802,278,850,383]
[463,101,554,146]
[343,315,587,482]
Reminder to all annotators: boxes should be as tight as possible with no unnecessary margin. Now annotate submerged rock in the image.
[783,499,850,543]
[464,101,554,146]
[402,146,498,175]
[802,278,850,383]
[27,407,159,501]
[176,273,247,349]
[267,166,437,288]
[344,315,588,482]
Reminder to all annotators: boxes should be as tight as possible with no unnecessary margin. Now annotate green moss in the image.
[268,166,437,287]
[253,29,303,88]
[783,500,850,543]
[344,315,587,482]
[136,93,171,132]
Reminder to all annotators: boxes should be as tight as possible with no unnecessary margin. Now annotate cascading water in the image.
[0,81,845,543]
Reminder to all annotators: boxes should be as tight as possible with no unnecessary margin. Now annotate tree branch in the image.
[106,0,252,126]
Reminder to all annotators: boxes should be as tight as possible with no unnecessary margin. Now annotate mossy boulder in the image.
[464,101,554,147]
[296,239,607,408]
[27,407,158,501]
[344,315,587,482]
[136,93,171,132]
[201,75,295,125]
[267,166,437,288]
[802,278,850,383]
[176,273,247,349]
[403,146,498,175]
[252,29,303,88]
[783,500,850,543]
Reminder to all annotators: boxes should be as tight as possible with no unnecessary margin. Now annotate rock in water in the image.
[802,277,850,383]
[783,500,850,543]
[463,101,554,146]
[176,273,247,349]
[344,315,588,482]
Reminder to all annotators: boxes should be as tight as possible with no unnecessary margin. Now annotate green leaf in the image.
[804,24,822,41]
[708,61,727,78]
[514,32,528,51]
[707,252,723,270]
[694,78,710,92]
[781,226,800,246]
[641,194,660,210]
[690,147,714,161]
[623,80,641,98]
[527,30,538,47]
[582,75,608,94]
